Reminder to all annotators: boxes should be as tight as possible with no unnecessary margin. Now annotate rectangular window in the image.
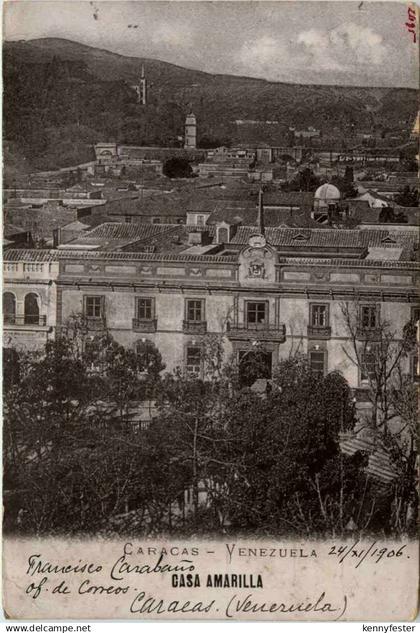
[360,350,377,383]
[309,350,326,376]
[311,304,328,327]
[186,347,202,376]
[411,307,420,324]
[360,305,378,329]
[84,296,103,318]
[186,299,204,322]
[246,301,268,327]
[196,215,205,226]
[152,218,161,224]
[136,297,154,321]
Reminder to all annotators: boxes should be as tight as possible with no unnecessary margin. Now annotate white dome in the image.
[314,183,341,200]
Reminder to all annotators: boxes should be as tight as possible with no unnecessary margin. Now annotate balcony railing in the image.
[183,320,207,335]
[307,325,331,339]
[226,322,286,342]
[4,314,47,326]
[356,326,382,341]
[85,316,107,331]
[132,318,157,333]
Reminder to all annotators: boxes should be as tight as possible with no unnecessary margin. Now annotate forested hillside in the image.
[4,38,418,171]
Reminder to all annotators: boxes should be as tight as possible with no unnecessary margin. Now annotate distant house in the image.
[90,196,186,225]
[263,191,314,214]
[4,224,33,249]
[4,201,95,244]
[61,222,188,253]
[355,190,394,208]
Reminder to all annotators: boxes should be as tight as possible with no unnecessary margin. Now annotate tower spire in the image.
[257,188,265,235]
[141,64,147,105]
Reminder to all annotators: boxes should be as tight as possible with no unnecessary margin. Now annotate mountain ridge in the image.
[3,37,418,173]
[5,37,418,91]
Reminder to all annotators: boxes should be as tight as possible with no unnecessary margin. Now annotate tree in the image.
[285,168,320,192]
[81,332,165,422]
[163,157,193,179]
[4,323,414,537]
[3,337,103,533]
[330,175,358,199]
[394,185,419,207]
[339,301,418,533]
[210,359,378,536]
[3,329,168,535]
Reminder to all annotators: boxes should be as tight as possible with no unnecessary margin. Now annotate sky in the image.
[3,1,419,88]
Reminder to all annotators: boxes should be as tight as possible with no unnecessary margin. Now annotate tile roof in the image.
[365,190,394,203]
[4,249,58,262]
[231,226,363,248]
[207,206,319,229]
[56,250,238,264]
[63,222,188,252]
[359,230,418,248]
[98,195,186,217]
[263,191,314,207]
[83,222,180,241]
[60,220,91,232]
[340,434,398,484]
[230,226,419,252]
[366,247,404,261]
[4,249,420,270]
[4,223,29,236]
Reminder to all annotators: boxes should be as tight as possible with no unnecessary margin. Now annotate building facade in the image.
[4,239,419,388]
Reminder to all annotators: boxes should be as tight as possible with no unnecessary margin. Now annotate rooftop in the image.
[4,248,420,271]
[230,226,362,248]
[63,222,186,251]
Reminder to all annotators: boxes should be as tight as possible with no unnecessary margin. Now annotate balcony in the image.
[132,318,157,333]
[356,327,382,341]
[226,322,286,342]
[307,325,331,339]
[183,320,207,335]
[4,315,47,327]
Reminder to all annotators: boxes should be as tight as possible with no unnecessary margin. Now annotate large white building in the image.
[4,224,419,391]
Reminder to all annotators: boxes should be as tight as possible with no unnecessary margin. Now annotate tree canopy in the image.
[3,328,416,537]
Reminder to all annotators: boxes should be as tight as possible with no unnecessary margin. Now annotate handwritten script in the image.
[18,539,413,620]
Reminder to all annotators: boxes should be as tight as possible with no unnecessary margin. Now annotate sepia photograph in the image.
[1,0,419,621]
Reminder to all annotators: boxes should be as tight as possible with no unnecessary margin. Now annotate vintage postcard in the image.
[2,0,419,621]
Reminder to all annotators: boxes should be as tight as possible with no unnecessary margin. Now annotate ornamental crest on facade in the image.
[248,260,266,279]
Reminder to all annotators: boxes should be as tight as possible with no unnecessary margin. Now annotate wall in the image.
[59,286,235,373]
[5,249,418,388]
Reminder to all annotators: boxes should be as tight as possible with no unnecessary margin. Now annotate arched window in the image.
[24,293,40,325]
[3,292,16,324]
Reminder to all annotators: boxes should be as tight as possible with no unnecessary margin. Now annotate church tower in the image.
[184,111,197,149]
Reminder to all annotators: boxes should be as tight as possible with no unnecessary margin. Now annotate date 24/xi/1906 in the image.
[328,543,407,569]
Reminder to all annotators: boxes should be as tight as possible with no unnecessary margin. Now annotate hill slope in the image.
[3,37,418,171]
